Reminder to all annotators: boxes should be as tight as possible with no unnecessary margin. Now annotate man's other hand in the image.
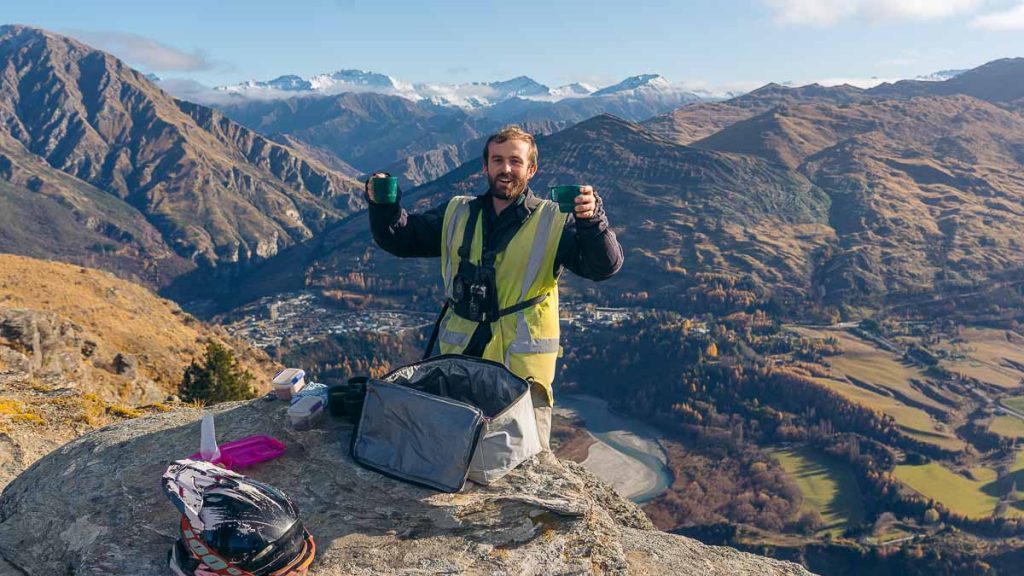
[574,185,598,220]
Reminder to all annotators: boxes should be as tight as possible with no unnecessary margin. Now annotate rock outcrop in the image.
[0,398,814,575]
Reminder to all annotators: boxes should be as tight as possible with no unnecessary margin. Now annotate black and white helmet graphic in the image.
[163,460,315,576]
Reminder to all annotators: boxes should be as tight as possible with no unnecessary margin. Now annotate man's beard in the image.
[488,172,527,200]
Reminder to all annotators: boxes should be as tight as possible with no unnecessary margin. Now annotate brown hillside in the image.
[644,83,868,146]
[0,253,276,402]
[0,254,277,487]
[694,95,1024,303]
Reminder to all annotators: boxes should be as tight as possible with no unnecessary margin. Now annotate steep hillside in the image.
[643,83,867,145]
[0,25,363,287]
[694,95,1024,303]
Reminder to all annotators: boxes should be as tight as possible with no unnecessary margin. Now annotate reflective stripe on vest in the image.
[505,205,561,362]
[438,310,470,348]
[443,201,471,299]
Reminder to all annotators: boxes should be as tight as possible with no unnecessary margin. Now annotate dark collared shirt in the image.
[368,187,623,281]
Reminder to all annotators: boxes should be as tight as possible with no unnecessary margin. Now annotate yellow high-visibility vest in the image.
[438,195,566,405]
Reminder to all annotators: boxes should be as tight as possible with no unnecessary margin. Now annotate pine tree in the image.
[180,342,257,405]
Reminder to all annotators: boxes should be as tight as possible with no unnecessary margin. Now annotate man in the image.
[366,125,623,449]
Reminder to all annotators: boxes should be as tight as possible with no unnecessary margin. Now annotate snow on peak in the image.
[550,82,596,98]
[914,69,967,82]
[591,74,671,96]
[212,70,700,108]
[484,76,550,98]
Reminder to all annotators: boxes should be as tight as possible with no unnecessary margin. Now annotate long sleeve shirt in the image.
[368,187,624,281]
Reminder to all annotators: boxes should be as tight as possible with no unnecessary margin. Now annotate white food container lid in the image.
[273,368,305,387]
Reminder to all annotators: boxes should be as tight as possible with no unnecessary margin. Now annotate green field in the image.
[1006,396,1024,414]
[896,449,1024,520]
[1003,450,1024,518]
[895,462,1001,519]
[768,445,865,535]
[990,415,1024,439]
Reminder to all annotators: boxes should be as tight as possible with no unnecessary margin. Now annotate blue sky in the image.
[7,0,1024,90]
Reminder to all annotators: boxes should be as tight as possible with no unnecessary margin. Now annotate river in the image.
[555,394,673,503]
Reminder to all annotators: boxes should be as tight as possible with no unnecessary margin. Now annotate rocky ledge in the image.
[0,398,814,575]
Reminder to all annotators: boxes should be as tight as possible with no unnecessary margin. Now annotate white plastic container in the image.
[287,396,324,431]
[273,368,306,401]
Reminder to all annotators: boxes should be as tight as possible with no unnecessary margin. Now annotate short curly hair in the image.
[481,126,538,169]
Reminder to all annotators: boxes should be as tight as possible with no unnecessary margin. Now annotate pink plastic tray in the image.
[190,435,286,470]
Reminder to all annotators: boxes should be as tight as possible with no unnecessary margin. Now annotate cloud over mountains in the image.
[62,29,213,71]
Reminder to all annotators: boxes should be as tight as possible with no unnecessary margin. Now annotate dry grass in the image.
[0,254,277,402]
[0,398,43,432]
[794,328,950,412]
[809,375,965,451]
[791,327,965,451]
[939,328,1024,390]
[990,415,1024,439]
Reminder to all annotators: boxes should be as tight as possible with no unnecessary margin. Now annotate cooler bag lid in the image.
[352,378,485,492]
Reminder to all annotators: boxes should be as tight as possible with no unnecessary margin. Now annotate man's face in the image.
[483,139,537,201]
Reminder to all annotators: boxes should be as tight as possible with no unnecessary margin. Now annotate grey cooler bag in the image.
[351,354,542,492]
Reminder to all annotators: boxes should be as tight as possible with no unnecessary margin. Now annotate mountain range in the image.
[0,25,365,289]
[3,23,1024,319]
[644,58,1024,146]
[224,59,1024,315]
[211,75,709,188]
[208,68,700,109]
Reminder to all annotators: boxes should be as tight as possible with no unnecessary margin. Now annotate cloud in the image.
[764,0,983,26]
[971,2,1024,29]
[63,29,213,71]
[156,78,239,105]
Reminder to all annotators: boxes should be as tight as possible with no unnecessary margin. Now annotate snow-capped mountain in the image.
[550,82,597,98]
[213,69,692,109]
[591,74,672,96]
[915,69,967,82]
[484,75,551,99]
[307,69,420,99]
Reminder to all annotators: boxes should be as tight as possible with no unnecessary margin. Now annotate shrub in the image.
[179,342,257,405]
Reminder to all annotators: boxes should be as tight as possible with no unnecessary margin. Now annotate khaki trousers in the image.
[530,384,552,452]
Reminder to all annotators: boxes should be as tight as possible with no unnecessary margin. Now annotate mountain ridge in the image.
[0,25,365,287]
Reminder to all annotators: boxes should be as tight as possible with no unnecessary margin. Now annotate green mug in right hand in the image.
[369,176,399,204]
[549,185,583,214]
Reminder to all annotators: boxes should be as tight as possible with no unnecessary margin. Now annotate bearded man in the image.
[366,125,623,449]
